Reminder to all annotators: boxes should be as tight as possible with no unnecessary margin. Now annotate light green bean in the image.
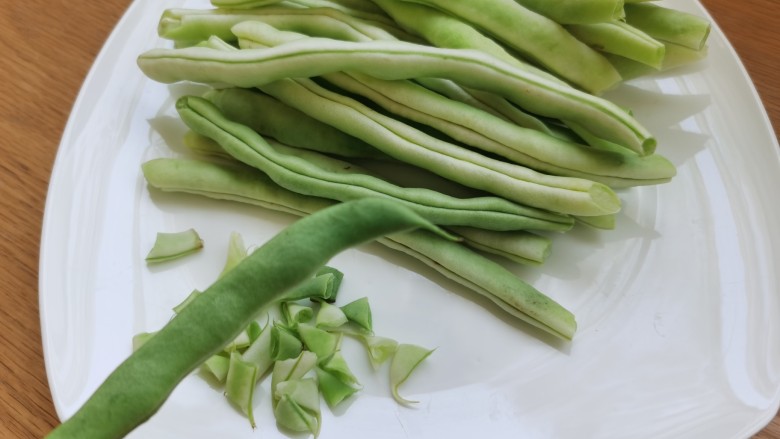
[137,35,655,154]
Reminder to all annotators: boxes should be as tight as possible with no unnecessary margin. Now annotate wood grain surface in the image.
[0,1,777,438]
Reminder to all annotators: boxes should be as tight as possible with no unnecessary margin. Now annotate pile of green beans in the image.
[46,2,713,435]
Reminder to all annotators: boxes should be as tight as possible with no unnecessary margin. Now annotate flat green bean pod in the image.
[137,35,655,154]
[158,6,414,45]
[46,198,448,439]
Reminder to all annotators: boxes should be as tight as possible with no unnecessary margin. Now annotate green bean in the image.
[45,198,447,439]
[141,157,577,340]
[203,87,386,160]
[386,0,621,93]
[566,21,665,69]
[625,3,711,51]
[514,0,625,24]
[380,231,576,339]
[137,35,654,154]
[178,95,577,229]
[158,7,414,45]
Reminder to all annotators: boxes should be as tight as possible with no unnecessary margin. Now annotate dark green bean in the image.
[45,198,446,439]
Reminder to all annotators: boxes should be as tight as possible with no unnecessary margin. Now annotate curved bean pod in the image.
[178,95,575,231]
[45,198,447,439]
[136,35,655,154]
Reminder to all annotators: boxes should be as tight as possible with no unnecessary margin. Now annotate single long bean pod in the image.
[137,35,655,154]
[158,7,415,45]
[141,157,576,339]
[45,198,447,439]
[387,0,621,93]
[513,0,625,24]
[379,231,575,339]
[178,95,575,230]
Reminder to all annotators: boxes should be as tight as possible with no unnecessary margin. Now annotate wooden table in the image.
[1,1,777,437]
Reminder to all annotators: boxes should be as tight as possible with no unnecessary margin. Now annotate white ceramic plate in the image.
[40,1,780,438]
